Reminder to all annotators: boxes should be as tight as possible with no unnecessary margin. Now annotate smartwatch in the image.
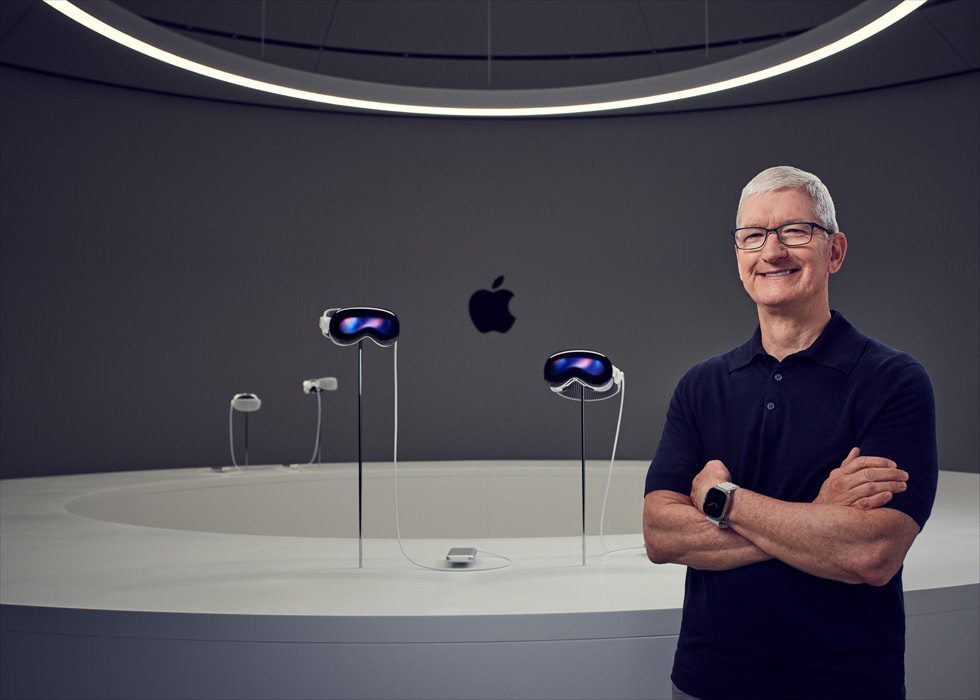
[703,482,739,528]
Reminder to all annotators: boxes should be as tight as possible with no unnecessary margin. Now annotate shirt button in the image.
[774,373,783,382]
[766,401,776,411]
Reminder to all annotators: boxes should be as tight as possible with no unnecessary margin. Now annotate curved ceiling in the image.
[1,0,977,116]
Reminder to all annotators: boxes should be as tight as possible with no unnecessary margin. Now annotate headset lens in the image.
[544,350,613,388]
[329,308,399,345]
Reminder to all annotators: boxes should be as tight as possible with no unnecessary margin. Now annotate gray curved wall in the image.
[1,67,977,477]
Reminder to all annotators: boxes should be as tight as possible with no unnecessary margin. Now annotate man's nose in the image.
[760,230,789,257]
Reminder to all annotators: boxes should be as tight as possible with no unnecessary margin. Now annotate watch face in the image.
[703,487,728,519]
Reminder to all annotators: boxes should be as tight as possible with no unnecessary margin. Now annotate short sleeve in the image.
[645,370,706,496]
[857,356,938,529]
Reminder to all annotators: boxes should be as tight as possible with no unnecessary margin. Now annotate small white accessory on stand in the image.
[228,393,261,469]
[302,377,338,465]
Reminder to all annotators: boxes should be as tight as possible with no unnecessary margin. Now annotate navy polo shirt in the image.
[645,311,938,700]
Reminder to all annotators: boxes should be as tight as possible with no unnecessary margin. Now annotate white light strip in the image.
[44,0,924,117]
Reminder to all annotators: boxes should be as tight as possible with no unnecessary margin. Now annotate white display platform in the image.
[1,461,977,699]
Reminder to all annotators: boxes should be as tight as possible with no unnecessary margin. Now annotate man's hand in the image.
[690,459,732,515]
[814,447,909,510]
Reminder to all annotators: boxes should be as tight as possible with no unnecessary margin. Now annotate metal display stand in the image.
[543,350,623,567]
[357,341,364,568]
[579,393,587,566]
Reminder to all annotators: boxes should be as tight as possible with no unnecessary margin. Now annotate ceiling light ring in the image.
[45,0,925,117]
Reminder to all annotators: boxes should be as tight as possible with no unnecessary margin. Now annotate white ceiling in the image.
[1,0,977,115]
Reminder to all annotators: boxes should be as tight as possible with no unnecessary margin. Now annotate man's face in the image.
[736,188,846,314]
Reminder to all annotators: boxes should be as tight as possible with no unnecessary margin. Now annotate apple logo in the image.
[469,276,516,333]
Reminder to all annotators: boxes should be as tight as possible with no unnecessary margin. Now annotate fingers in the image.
[816,448,908,509]
[854,490,895,511]
[841,446,862,467]
[857,466,909,486]
[853,471,908,498]
[703,460,731,479]
[839,446,898,473]
[839,465,908,503]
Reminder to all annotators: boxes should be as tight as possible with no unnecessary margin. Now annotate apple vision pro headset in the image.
[320,307,400,347]
[544,349,623,401]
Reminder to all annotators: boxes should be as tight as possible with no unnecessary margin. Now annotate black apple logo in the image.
[469,276,516,333]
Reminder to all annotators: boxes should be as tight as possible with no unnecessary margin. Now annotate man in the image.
[643,166,937,700]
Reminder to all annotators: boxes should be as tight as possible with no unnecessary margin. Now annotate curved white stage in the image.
[1,462,977,699]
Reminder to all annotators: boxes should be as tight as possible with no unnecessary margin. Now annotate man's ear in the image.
[828,232,847,274]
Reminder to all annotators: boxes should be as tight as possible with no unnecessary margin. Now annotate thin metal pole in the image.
[357,340,363,569]
[580,392,586,566]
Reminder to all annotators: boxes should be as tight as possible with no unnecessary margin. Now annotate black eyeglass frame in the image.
[730,222,831,250]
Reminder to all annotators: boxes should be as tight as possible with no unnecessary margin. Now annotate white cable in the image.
[391,341,511,572]
[306,388,322,465]
[598,375,644,556]
[229,400,238,467]
[226,402,251,472]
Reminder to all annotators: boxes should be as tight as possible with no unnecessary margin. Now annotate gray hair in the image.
[736,166,839,233]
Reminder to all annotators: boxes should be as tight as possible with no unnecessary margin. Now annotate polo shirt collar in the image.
[728,310,868,374]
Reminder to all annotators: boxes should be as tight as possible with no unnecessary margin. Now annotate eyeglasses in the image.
[731,222,829,250]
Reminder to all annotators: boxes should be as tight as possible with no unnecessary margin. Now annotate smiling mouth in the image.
[760,269,798,278]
